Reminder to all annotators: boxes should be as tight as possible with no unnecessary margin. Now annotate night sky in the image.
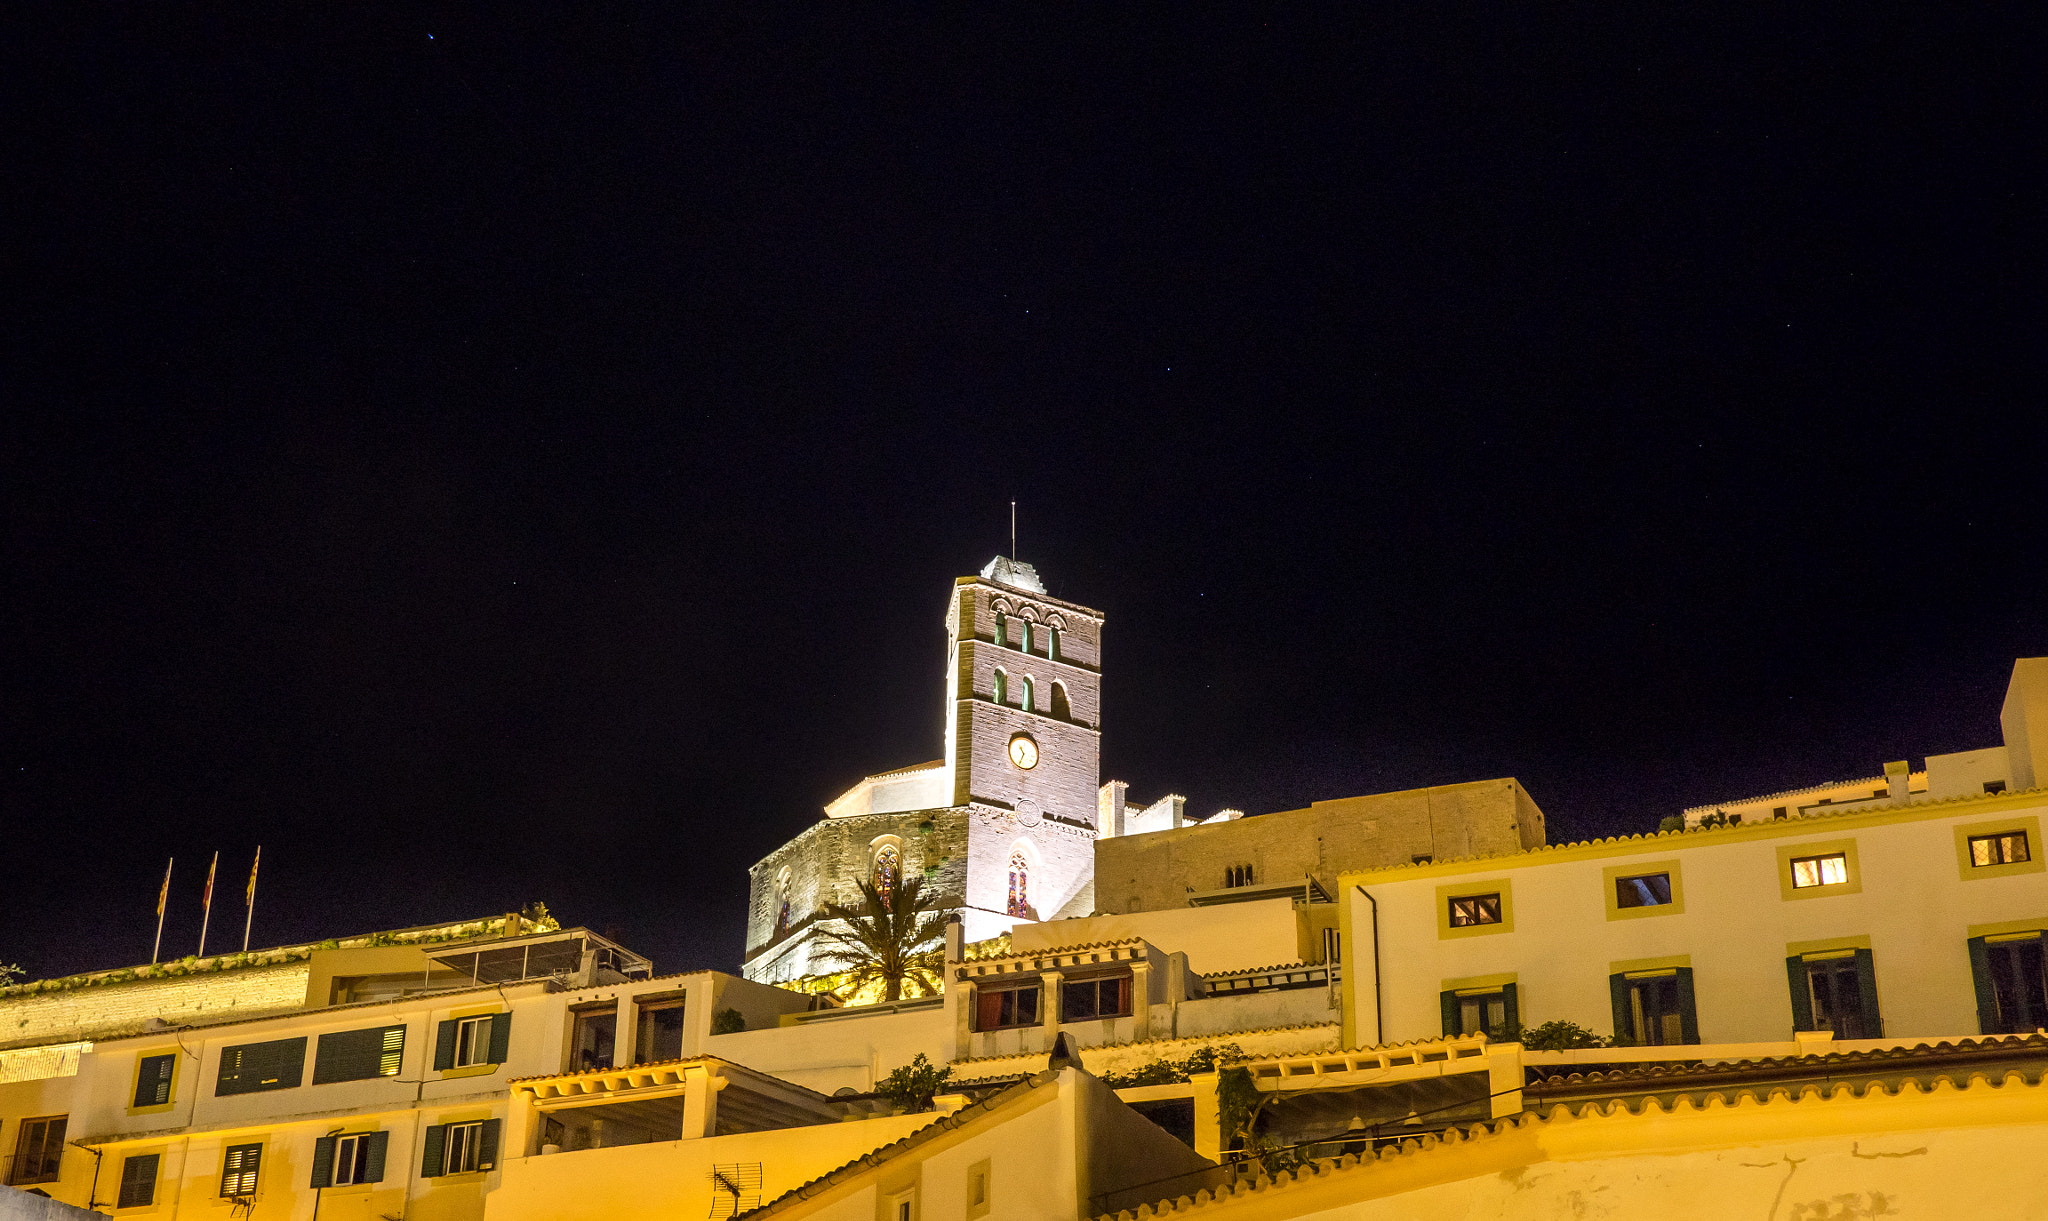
[5,8,2042,983]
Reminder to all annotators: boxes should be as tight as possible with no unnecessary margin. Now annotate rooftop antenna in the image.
[1010,500,1017,560]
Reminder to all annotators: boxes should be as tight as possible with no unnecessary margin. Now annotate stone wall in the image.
[1097,779,1546,913]
[742,808,972,979]
[0,964,312,1050]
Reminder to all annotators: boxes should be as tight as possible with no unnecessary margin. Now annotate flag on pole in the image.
[198,851,218,958]
[242,846,261,953]
[152,857,174,965]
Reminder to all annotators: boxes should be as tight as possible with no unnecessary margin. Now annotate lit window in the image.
[873,845,900,904]
[1020,621,1034,653]
[1615,873,1673,908]
[1047,627,1060,659]
[992,669,1007,704]
[1021,676,1034,712]
[1007,851,1029,916]
[1970,832,2030,867]
[1789,853,1848,888]
[220,1142,262,1198]
[993,612,1007,645]
[1448,894,1502,927]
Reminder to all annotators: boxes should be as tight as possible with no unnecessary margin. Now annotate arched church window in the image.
[1020,620,1034,653]
[994,611,1008,646]
[872,845,900,906]
[1008,851,1030,917]
[1021,676,1035,713]
[1048,626,1060,659]
[1050,681,1070,721]
[993,669,1008,705]
[1225,864,1255,888]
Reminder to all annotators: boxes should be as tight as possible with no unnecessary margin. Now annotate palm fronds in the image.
[812,874,948,1002]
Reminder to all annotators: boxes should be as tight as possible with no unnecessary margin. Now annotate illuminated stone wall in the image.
[1098,779,1544,915]
[0,963,312,1048]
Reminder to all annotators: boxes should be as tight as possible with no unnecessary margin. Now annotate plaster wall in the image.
[1163,1078,2048,1221]
[1340,792,2048,1048]
[483,1112,935,1221]
[705,1004,949,1094]
[2002,657,2048,790]
[1924,746,2012,800]
[1011,901,1301,975]
[1099,780,1539,915]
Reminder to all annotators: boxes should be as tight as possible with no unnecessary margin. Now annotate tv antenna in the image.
[1010,500,1017,559]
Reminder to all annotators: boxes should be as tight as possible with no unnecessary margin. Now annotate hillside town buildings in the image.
[6,561,2048,1219]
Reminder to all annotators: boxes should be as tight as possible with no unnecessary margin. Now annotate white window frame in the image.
[451,1016,493,1068]
[1790,853,1848,889]
[331,1133,368,1187]
[444,1121,485,1175]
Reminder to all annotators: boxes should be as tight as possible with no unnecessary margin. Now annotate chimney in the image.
[1885,760,1910,801]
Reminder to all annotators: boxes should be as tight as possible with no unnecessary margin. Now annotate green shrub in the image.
[709,1008,747,1035]
[877,1053,952,1112]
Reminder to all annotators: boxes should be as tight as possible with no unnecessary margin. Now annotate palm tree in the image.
[813,874,947,1002]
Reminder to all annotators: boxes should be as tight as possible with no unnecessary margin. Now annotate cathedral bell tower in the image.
[943,556,1103,828]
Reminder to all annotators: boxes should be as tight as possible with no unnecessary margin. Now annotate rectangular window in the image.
[570,1006,617,1072]
[216,1037,307,1096]
[220,1142,262,1197]
[9,1116,67,1186]
[313,1024,406,1084]
[1974,936,2048,1034]
[1444,989,1515,1037]
[1059,976,1132,1021]
[975,985,1040,1030]
[118,1153,160,1208]
[1789,853,1849,889]
[444,1122,487,1174]
[1447,894,1502,927]
[1611,971,1697,1046]
[133,1053,177,1108]
[636,1001,686,1064]
[333,1133,369,1186]
[1969,832,2031,867]
[1614,873,1673,908]
[1793,953,1880,1039]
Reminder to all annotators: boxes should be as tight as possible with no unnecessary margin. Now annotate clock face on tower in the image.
[1007,734,1039,770]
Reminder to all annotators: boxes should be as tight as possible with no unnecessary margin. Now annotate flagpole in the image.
[152,857,174,965]
[242,846,261,953]
[198,851,218,958]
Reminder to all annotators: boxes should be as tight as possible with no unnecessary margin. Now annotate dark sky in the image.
[5,8,2042,983]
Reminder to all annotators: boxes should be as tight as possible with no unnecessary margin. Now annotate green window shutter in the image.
[1967,937,1998,1034]
[1501,983,1520,1036]
[421,1125,447,1178]
[1439,991,1459,1037]
[310,1136,337,1189]
[315,1026,406,1084]
[134,1054,175,1107]
[487,1013,513,1064]
[1608,974,1633,1043]
[217,1037,308,1096]
[1675,968,1700,1045]
[434,1020,458,1071]
[1852,948,1883,1038]
[118,1154,160,1208]
[1786,957,1815,1032]
[478,1118,502,1170]
[363,1131,389,1184]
